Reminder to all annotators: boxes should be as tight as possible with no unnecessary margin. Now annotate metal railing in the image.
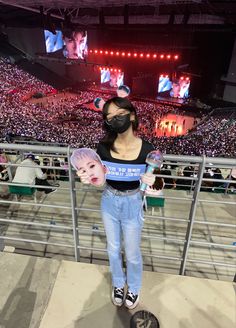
[0,143,235,280]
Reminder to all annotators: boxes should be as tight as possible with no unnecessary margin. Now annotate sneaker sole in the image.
[112,299,124,307]
[125,295,140,310]
[112,290,125,307]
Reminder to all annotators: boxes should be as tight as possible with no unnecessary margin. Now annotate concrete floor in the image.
[0,252,60,328]
[0,252,235,328]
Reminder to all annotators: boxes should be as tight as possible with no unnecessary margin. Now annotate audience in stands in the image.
[12,154,57,194]
[224,168,236,193]
[160,165,176,189]
[0,57,235,159]
[0,165,9,197]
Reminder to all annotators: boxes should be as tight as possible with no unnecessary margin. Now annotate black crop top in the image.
[97,139,154,191]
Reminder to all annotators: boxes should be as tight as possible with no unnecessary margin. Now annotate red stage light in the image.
[114,69,117,72]
[89,50,93,53]
[167,55,171,59]
[110,68,113,71]
[165,75,168,78]
[122,52,125,56]
[134,53,137,57]
[105,51,108,55]
[118,69,121,72]
[180,76,184,80]
[153,54,157,58]
[128,53,131,57]
[99,67,102,70]
[110,51,114,55]
[116,52,120,56]
[160,54,164,59]
[174,55,179,59]
[140,53,144,57]
[186,77,190,81]
[100,50,103,54]
[94,50,98,54]
[146,54,150,58]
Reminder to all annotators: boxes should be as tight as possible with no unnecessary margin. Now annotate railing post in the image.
[179,155,206,275]
[224,168,232,195]
[0,230,4,251]
[189,166,196,194]
[67,146,80,261]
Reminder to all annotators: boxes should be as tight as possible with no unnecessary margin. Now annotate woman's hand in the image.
[76,171,90,184]
[140,172,156,186]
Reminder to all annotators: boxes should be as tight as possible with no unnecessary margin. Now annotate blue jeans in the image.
[101,187,144,294]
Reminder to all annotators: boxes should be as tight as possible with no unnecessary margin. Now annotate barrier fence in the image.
[0,143,235,280]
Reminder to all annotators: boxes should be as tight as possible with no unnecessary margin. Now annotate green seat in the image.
[144,195,165,216]
[9,185,35,196]
[146,197,165,207]
[212,186,225,193]
[59,176,69,181]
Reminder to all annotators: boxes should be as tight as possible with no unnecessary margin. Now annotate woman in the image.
[78,97,159,309]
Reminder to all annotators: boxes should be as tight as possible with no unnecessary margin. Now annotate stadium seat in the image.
[8,184,36,202]
[143,195,165,216]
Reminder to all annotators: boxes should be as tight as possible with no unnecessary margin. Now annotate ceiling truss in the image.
[0,0,236,26]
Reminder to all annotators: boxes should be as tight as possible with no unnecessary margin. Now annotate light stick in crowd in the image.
[140,150,163,192]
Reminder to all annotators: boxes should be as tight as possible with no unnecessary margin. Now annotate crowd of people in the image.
[0,57,235,158]
[149,113,236,158]
[0,58,55,100]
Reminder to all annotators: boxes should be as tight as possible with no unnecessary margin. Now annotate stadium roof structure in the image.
[0,0,236,27]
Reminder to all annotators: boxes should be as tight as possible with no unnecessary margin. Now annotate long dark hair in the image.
[152,168,164,190]
[100,97,139,152]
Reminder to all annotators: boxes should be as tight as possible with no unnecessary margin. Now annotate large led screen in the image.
[44,29,88,60]
[100,69,124,88]
[158,75,190,99]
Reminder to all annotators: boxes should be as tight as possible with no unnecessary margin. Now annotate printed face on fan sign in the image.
[76,156,106,187]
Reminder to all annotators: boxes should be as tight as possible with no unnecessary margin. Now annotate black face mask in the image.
[108,114,131,134]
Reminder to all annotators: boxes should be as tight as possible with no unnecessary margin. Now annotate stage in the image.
[155,113,199,137]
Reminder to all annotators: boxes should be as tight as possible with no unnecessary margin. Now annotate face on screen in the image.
[158,75,190,99]
[101,70,124,88]
[44,29,88,60]
[64,31,88,59]
[172,82,181,98]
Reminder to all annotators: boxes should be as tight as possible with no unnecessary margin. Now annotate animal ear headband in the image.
[93,85,131,110]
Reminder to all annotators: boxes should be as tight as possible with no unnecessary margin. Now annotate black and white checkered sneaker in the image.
[125,290,140,310]
[112,287,125,306]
